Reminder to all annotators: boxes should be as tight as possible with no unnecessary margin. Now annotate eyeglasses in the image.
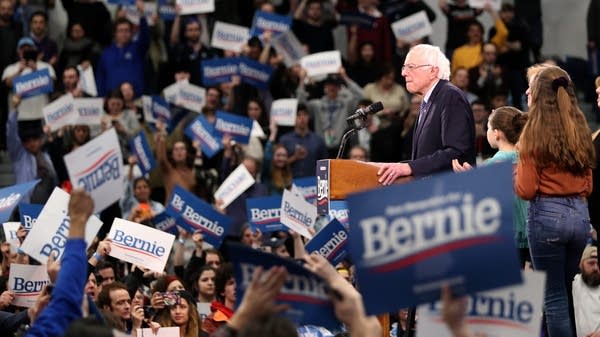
[402,64,433,72]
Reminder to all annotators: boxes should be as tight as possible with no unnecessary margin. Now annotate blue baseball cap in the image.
[17,37,36,49]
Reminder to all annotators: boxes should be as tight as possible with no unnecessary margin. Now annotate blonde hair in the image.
[519,65,595,174]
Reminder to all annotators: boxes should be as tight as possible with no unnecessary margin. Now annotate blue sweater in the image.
[96,18,150,97]
[25,239,87,337]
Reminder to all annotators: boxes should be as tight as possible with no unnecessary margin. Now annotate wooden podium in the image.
[316,159,411,216]
[316,159,412,337]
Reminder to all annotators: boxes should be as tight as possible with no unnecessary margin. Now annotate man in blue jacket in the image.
[96,0,150,97]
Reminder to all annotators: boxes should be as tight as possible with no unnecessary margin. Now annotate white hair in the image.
[407,44,451,81]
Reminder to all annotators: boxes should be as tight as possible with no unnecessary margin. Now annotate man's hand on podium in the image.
[376,162,412,185]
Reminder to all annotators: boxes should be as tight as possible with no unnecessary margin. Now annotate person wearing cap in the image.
[262,236,290,258]
[2,36,56,121]
[573,245,600,337]
[297,67,364,158]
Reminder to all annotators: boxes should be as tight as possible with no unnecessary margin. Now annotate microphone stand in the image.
[336,117,369,159]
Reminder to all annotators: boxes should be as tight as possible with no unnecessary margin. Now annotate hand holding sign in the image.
[229,266,289,331]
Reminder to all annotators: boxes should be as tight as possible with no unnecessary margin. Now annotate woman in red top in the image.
[515,65,595,337]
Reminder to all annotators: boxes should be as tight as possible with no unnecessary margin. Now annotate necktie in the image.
[417,100,427,127]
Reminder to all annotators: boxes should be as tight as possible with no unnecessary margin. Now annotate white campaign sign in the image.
[214,164,255,208]
[250,120,265,139]
[142,95,155,124]
[175,82,205,113]
[300,51,342,78]
[271,30,306,67]
[19,187,103,263]
[417,271,546,337]
[74,98,103,125]
[391,11,433,42]
[64,128,124,213]
[137,327,180,337]
[211,21,250,52]
[43,94,76,131]
[107,218,175,272]
[125,2,156,26]
[2,222,20,249]
[469,0,501,11]
[163,82,179,103]
[176,0,214,15]
[270,98,297,126]
[280,189,316,239]
[77,65,97,97]
[8,264,50,308]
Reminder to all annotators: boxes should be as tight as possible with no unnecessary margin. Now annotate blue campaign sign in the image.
[305,219,348,266]
[201,58,240,86]
[238,58,273,90]
[293,176,317,205]
[129,131,156,176]
[107,0,135,4]
[184,115,223,158]
[328,200,349,230]
[13,69,53,99]
[166,185,232,248]
[158,0,176,21]
[346,162,521,314]
[152,211,179,235]
[227,243,339,329]
[339,12,376,28]
[250,10,292,37]
[316,160,330,216]
[246,195,285,233]
[151,95,171,124]
[18,203,43,233]
[0,181,39,224]
[214,111,253,144]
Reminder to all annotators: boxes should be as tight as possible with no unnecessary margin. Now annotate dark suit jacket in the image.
[409,80,476,176]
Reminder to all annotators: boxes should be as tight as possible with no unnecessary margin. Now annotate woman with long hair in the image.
[515,65,595,337]
[156,291,207,337]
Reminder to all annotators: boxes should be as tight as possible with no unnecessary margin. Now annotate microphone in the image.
[346,101,384,122]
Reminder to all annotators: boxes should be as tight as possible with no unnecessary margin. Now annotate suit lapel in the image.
[411,80,446,160]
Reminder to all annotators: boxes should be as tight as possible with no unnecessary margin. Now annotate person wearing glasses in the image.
[376,44,476,184]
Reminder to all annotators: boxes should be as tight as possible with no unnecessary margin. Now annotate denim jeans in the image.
[527,196,591,337]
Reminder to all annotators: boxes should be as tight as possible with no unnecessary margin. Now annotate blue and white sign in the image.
[184,115,223,159]
[0,181,39,224]
[64,128,124,213]
[328,200,349,230]
[74,98,103,125]
[166,186,232,248]
[152,211,178,235]
[292,176,317,205]
[300,51,341,78]
[124,3,156,26]
[108,217,175,272]
[107,0,135,5]
[211,21,250,53]
[316,160,330,216]
[215,111,253,144]
[43,94,76,131]
[3,222,20,249]
[305,219,349,266]
[19,187,103,263]
[246,195,285,233]
[214,163,255,208]
[339,12,376,28]
[19,203,43,233]
[250,11,292,37]
[239,58,273,89]
[158,1,176,21]
[176,0,214,15]
[201,58,239,86]
[175,83,205,113]
[391,11,433,43]
[14,68,53,99]
[8,264,50,308]
[417,271,545,337]
[130,132,156,176]
[228,243,339,329]
[151,95,172,124]
[271,99,298,127]
[346,163,521,313]
[280,189,316,239]
[271,30,306,67]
